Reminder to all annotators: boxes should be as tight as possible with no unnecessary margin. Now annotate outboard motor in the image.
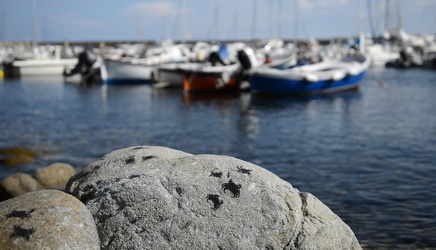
[237,49,252,70]
[64,48,97,76]
[235,47,260,79]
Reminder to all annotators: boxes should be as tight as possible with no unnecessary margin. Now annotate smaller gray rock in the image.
[0,190,100,249]
[1,173,44,197]
[35,162,77,190]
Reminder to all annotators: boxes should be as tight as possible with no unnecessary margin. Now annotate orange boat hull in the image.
[183,74,239,92]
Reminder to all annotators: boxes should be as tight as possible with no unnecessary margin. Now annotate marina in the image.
[1,66,435,249]
[1,0,435,249]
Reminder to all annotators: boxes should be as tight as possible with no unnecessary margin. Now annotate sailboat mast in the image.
[294,0,299,48]
[268,1,273,38]
[0,12,5,41]
[385,0,390,31]
[32,0,38,48]
[232,14,238,40]
[397,1,403,32]
[277,0,282,38]
[251,0,258,40]
[181,0,190,42]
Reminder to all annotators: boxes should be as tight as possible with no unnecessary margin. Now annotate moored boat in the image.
[101,44,189,85]
[101,58,157,85]
[155,62,202,88]
[183,64,241,92]
[183,47,260,93]
[4,45,78,77]
[9,58,78,77]
[250,53,370,95]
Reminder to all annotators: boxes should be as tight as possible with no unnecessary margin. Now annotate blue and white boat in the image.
[249,53,370,95]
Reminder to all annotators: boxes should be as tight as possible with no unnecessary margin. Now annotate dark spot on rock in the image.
[222,179,241,198]
[206,194,223,209]
[129,175,141,179]
[209,171,223,178]
[176,187,182,196]
[161,230,171,243]
[181,221,191,229]
[93,165,101,171]
[79,185,96,204]
[142,155,157,161]
[126,156,135,164]
[133,146,143,150]
[237,166,252,175]
[227,172,230,178]
[5,209,36,220]
[107,235,116,247]
[10,225,35,241]
[265,244,274,250]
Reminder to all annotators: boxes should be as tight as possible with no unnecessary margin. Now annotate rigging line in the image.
[171,0,183,40]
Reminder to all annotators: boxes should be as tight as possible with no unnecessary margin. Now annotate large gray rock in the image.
[67,146,361,249]
[0,190,100,249]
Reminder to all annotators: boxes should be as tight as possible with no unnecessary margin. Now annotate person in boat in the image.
[209,43,230,66]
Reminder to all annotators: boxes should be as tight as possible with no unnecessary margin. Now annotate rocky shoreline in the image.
[0,146,362,249]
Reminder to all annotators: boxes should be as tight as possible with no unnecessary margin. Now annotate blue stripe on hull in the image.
[250,72,366,94]
[103,79,155,85]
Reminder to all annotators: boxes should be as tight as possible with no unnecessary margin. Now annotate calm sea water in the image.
[1,68,435,249]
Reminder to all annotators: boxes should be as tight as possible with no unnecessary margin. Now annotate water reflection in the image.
[182,92,239,105]
[1,69,436,249]
[247,90,363,110]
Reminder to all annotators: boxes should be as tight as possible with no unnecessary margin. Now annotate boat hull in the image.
[11,58,78,76]
[183,72,239,92]
[250,71,366,95]
[101,59,155,85]
[156,68,185,87]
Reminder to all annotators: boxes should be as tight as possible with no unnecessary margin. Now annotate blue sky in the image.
[0,0,435,42]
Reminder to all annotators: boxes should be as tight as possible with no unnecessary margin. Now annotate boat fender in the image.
[304,74,318,82]
[331,72,345,81]
[348,67,360,76]
[216,71,230,89]
[151,58,159,65]
[216,78,226,89]
[221,71,230,84]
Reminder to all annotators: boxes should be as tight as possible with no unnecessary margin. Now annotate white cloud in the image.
[127,1,179,17]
